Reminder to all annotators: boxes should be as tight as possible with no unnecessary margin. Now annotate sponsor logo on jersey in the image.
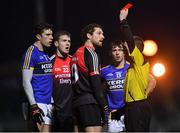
[59,79,71,84]
[39,63,52,74]
[55,73,71,78]
[42,63,52,69]
[106,73,113,77]
[39,56,44,60]
[107,79,124,90]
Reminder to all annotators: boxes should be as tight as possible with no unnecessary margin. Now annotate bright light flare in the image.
[143,40,158,56]
[152,63,166,77]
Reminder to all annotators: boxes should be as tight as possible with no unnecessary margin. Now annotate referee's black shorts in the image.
[74,104,102,129]
[125,99,152,132]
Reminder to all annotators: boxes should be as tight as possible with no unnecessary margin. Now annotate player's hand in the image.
[31,104,45,125]
[101,105,109,125]
[119,8,129,21]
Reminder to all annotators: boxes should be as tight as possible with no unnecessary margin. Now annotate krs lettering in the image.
[42,64,52,69]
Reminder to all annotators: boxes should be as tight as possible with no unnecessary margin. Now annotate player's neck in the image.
[84,40,95,50]
[114,59,125,69]
[34,41,44,51]
[56,49,67,58]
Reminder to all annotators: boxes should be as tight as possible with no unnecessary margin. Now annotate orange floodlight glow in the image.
[143,40,158,56]
[152,63,166,77]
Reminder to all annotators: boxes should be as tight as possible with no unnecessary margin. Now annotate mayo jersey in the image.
[71,45,104,107]
[101,62,130,110]
[51,54,72,116]
[22,44,52,104]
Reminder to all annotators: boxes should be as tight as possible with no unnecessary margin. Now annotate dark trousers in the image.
[125,99,152,132]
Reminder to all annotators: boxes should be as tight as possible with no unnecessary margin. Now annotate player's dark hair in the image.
[133,35,149,64]
[34,22,53,36]
[133,35,144,53]
[81,23,103,43]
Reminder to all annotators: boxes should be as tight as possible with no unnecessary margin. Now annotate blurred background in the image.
[1,0,180,131]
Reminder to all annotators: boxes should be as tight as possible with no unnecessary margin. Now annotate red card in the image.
[121,3,133,11]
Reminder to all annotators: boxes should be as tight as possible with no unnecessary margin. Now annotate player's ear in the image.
[54,41,58,47]
[87,33,92,39]
[36,34,41,40]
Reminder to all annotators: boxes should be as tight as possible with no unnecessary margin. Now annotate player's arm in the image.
[146,74,156,96]
[101,79,108,95]
[22,69,45,124]
[22,69,36,105]
[85,48,108,123]
[90,75,107,108]
[85,48,107,108]
[119,8,135,54]
[22,46,36,105]
[90,75,108,125]
[22,46,44,125]
[100,68,109,103]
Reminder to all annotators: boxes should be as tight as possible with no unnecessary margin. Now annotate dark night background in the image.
[1,0,180,131]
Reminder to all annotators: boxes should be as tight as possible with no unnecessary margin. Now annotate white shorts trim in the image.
[37,103,53,125]
[108,115,125,132]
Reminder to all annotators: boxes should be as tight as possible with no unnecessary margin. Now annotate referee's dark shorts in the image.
[125,99,152,132]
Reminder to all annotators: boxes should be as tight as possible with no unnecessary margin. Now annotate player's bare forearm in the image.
[146,74,156,96]
[119,8,135,53]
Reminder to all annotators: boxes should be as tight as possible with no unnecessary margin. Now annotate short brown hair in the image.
[34,22,53,36]
[110,40,134,65]
[54,30,71,41]
[110,40,128,56]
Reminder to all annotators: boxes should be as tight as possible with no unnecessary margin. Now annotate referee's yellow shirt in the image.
[125,46,150,103]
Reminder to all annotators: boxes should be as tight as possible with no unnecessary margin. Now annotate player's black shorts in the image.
[74,104,102,128]
[53,112,74,132]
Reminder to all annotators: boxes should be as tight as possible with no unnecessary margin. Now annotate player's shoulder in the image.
[85,46,96,54]
[101,65,111,71]
[100,65,113,77]
[23,45,36,58]
[26,44,35,52]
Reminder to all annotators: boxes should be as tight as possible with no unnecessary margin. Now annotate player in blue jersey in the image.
[22,22,53,132]
[101,40,131,132]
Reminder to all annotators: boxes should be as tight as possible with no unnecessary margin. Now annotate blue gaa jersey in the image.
[22,44,52,104]
[101,62,130,110]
